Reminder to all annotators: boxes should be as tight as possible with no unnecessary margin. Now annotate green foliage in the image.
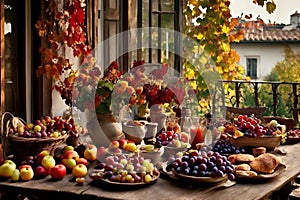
[258,47,300,117]
[182,0,276,114]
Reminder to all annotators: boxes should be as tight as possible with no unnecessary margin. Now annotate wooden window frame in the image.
[246,57,258,79]
[0,0,4,115]
[136,0,182,71]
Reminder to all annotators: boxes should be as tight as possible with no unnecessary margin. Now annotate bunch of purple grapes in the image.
[212,140,246,154]
[166,150,235,181]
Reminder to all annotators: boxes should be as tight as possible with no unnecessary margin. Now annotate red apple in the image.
[96,146,107,159]
[108,140,119,150]
[63,150,80,161]
[34,165,48,179]
[76,158,89,166]
[118,139,128,149]
[36,150,50,165]
[51,164,66,180]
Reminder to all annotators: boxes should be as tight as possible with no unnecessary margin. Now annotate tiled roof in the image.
[240,27,300,42]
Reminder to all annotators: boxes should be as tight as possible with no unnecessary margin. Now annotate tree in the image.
[259,47,300,117]
[182,0,277,115]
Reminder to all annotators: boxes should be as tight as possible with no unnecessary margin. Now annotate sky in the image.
[229,0,300,24]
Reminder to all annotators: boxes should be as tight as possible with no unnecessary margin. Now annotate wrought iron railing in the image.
[219,80,300,125]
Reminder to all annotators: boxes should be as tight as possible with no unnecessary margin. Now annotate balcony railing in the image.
[219,80,300,125]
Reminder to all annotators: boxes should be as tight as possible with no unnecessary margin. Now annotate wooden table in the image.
[0,143,300,200]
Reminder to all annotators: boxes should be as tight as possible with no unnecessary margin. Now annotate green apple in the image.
[72,164,87,178]
[19,165,34,181]
[41,155,56,171]
[0,160,16,178]
[62,158,77,170]
[83,144,97,161]
[11,169,20,182]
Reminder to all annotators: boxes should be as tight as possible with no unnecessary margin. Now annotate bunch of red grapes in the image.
[166,150,235,181]
[236,115,268,137]
[155,131,183,148]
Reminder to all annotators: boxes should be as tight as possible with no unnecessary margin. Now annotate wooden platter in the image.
[89,169,160,190]
[172,169,228,184]
[234,164,286,182]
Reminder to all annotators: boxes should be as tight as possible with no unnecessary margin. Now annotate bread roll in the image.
[252,147,266,157]
[234,163,251,171]
[235,154,255,162]
[249,153,281,174]
[235,170,258,177]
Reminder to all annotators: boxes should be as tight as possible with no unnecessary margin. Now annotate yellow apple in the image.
[0,160,16,178]
[124,143,137,152]
[72,164,87,178]
[83,144,97,161]
[19,165,34,181]
[41,155,56,171]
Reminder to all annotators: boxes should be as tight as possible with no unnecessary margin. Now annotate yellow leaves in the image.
[200,57,208,65]
[196,33,204,40]
[221,43,230,52]
[222,25,230,35]
[185,68,195,80]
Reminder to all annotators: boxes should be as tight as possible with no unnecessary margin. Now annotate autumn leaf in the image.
[266,1,276,14]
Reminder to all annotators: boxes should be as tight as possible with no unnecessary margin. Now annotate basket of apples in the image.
[1,112,81,163]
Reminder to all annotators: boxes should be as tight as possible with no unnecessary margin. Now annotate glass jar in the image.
[190,117,203,148]
[180,107,193,134]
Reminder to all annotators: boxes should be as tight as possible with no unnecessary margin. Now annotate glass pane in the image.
[152,0,158,12]
[4,0,18,112]
[161,0,174,12]
[142,0,149,27]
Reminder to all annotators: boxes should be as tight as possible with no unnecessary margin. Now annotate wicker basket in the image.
[229,135,281,150]
[1,112,67,162]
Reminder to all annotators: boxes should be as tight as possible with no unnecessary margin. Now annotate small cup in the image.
[144,122,158,139]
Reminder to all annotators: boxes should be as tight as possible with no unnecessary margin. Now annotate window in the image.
[246,57,258,79]
[135,0,182,71]
[91,0,182,71]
